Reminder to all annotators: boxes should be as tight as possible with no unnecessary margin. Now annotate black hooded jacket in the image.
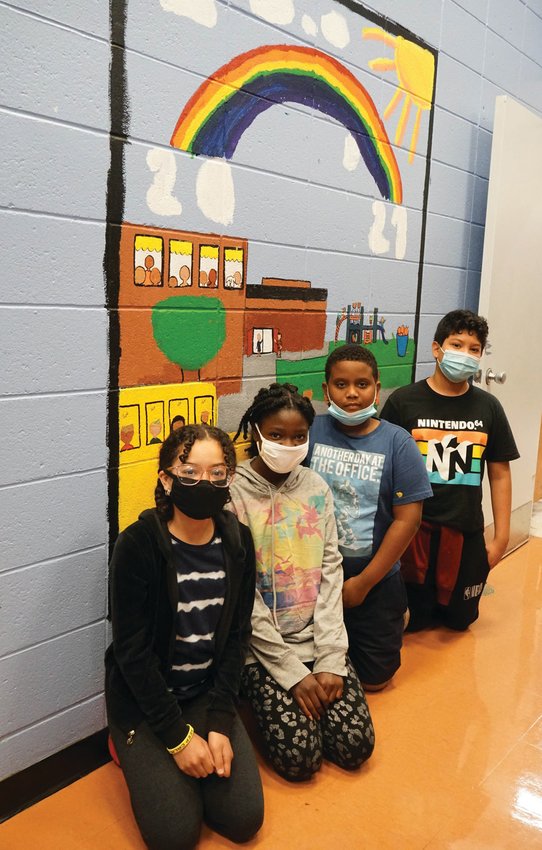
[105,508,256,750]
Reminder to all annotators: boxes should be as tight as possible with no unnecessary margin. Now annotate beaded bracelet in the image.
[167,724,194,755]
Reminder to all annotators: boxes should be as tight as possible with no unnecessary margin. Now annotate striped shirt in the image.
[168,533,226,701]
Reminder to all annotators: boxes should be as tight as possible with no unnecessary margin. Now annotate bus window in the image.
[119,404,140,451]
[146,401,165,445]
[195,395,215,427]
[169,398,190,431]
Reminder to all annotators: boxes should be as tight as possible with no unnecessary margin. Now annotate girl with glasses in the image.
[105,425,263,850]
[229,383,375,782]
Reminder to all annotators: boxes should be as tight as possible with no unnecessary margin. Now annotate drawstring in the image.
[270,488,279,629]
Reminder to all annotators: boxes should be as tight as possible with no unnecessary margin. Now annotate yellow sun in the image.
[363,28,435,163]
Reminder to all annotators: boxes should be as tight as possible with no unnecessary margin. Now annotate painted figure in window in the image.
[170,415,186,433]
[169,265,191,288]
[120,424,135,451]
[135,255,162,286]
[149,419,163,445]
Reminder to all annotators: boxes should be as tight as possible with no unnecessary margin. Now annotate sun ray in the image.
[395,96,412,146]
[409,108,422,163]
[362,27,397,48]
[369,58,396,72]
[384,87,404,120]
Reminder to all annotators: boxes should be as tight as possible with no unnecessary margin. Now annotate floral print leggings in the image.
[241,659,375,782]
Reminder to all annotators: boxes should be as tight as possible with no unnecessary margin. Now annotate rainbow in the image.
[171,45,402,204]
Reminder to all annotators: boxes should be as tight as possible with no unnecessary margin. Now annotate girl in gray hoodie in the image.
[229,383,375,782]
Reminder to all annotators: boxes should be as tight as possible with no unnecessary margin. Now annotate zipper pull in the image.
[126,729,136,746]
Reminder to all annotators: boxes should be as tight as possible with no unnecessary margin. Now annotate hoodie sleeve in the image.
[249,588,312,692]
[311,485,348,677]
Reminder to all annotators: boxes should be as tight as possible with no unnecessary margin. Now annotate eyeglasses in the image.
[169,463,232,488]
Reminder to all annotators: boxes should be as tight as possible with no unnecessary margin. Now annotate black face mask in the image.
[169,478,230,519]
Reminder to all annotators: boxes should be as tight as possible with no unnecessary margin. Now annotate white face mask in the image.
[255,424,309,474]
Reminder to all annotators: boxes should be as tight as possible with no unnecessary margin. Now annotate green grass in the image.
[275,338,415,398]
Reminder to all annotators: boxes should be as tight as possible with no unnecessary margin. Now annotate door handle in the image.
[486,368,506,385]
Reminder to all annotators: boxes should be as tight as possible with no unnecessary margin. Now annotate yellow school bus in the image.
[118,382,217,531]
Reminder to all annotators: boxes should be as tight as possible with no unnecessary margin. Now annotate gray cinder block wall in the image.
[1,0,541,781]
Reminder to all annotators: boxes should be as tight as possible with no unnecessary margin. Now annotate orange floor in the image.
[2,537,541,850]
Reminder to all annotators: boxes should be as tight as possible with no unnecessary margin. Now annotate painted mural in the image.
[107,0,437,533]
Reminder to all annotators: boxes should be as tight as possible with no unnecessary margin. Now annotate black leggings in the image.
[241,658,375,782]
[109,696,263,850]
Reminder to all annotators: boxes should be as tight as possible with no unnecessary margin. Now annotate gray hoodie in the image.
[228,460,348,691]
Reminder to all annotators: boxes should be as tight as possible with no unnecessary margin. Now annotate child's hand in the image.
[208,731,233,778]
[486,537,508,569]
[314,672,343,704]
[291,673,328,720]
[173,732,214,778]
[343,575,369,608]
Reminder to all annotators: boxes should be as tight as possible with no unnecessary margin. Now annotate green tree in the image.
[152,295,226,381]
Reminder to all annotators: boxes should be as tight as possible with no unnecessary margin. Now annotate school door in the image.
[477,96,542,551]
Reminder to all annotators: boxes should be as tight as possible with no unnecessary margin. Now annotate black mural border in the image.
[105,0,128,552]
[336,0,439,380]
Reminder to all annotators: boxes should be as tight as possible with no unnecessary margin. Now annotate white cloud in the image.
[146,148,182,216]
[343,133,360,171]
[249,0,295,26]
[368,201,390,255]
[196,159,235,226]
[160,0,217,28]
[301,14,317,37]
[321,11,350,49]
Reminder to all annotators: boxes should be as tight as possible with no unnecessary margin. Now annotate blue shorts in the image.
[343,570,408,686]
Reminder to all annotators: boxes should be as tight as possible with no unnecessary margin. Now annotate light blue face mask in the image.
[327,396,377,426]
[437,347,480,383]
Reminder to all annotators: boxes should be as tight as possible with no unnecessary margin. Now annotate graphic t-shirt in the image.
[167,533,226,701]
[380,380,519,532]
[306,416,432,580]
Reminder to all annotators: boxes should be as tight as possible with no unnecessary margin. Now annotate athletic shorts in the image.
[404,528,490,632]
[343,570,408,686]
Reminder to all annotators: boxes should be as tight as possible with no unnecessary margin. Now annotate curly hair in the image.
[154,424,236,520]
[324,344,379,382]
[433,310,488,350]
[233,382,315,458]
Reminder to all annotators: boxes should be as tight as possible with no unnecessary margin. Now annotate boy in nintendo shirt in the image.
[380,310,519,632]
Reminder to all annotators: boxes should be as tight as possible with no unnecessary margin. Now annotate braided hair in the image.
[233,382,315,458]
[155,424,236,520]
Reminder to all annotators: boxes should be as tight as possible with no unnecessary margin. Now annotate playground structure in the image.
[335,302,388,345]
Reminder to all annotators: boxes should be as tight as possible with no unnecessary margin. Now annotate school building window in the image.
[199,245,219,288]
[224,246,244,289]
[134,235,163,286]
[168,239,193,287]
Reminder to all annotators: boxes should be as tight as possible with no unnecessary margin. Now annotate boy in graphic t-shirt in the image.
[306,344,432,691]
[380,310,519,632]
